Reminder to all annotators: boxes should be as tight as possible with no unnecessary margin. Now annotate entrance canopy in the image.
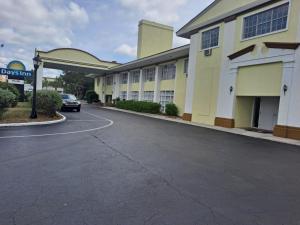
[34,48,120,89]
[36,48,120,73]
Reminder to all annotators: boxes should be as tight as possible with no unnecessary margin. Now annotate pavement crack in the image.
[90,134,238,225]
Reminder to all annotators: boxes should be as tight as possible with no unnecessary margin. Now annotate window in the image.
[131,70,140,83]
[143,67,156,82]
[160,90,174,112]
[106,76,113,86]
[243,3,289,39]
[201,27,219,50]
[119,91,127,100]
[160,64,176,80]
[143,91,154,102]
[131,91,139,101]
[120,72,128,84]
[184,59,189,75]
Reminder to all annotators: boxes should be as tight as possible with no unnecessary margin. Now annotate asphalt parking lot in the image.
[0,104,300,225]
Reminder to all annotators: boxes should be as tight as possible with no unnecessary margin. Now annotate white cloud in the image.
[114,44,137,57]
[173,35,190,47]
[0,0,89,68]
[118,0,188,24]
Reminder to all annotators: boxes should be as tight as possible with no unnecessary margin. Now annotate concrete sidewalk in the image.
[102,106,300,146]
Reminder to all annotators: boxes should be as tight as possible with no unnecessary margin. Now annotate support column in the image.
[153,66,160,103]
[113,74,120,99]
[274,58,300,140]
[36,62,43,90]
[215,20,237,128]
[182,33,200,121]
[138,69,144,101]
[126,72,131,100]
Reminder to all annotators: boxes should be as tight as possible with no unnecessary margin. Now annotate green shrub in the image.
[165,103,179,116]
[0,82,20,101]
[85,90,99,104]
[0,88,16,109]
[30,90,62,117]
[116,100,161,114]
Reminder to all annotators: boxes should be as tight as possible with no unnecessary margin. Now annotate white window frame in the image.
[159,63,176,81]
[159,90,174,112]
[143,91,154,102]
[241,1,290,41]
[201,26,220,50]
[120,72,128,84]
[143,67,156,82]
[130,70,140,83]
[119,91,127,100]
[130,91,139,101]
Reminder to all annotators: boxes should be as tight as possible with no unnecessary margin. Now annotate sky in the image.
[0,0,214,77]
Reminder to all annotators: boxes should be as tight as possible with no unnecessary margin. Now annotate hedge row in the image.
[29,90,63,117]
[116,100,161,114]
[0,88,17,109]
[0,82,20,100]
[165,103,179,116]
[85,90,99,104]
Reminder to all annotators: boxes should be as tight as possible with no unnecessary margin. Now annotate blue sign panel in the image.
[0,68,32,77]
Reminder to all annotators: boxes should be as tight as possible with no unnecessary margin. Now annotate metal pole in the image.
[30,66,38,119]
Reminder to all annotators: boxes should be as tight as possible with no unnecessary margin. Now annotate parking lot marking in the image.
[0,111,113,139]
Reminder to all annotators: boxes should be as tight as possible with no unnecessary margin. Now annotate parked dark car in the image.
[61,94,81,112]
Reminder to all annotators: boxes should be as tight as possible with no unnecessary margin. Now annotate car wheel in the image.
[77,107,81,112]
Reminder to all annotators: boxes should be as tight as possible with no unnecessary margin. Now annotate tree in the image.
[49,76,64,91]
[61,71,93,99]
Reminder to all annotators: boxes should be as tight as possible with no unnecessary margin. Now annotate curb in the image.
[101,107,300,147]
[0,112,66,127]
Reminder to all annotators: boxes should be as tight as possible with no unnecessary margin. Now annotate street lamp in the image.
[30,54,42,119]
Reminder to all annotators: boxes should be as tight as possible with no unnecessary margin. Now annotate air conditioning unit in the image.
[204,49,212,57]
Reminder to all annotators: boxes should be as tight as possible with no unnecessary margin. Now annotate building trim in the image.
[215,117,235,128]
[177,0,284,38]
[264,42,300,50]
[182,113,192,121]
[274,125,300,140]
[228,45,256,60]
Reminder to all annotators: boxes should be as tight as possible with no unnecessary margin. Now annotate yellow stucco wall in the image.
[235,97,254,128]
[144,81,155,91]
[160,80,175,90]
[105,85,113,95]
[191,24,223,125]
[120,84,127,92]
[174,58,187,116]
[137,20,173,58]
[131,83,139,91]
[236,63,283,96]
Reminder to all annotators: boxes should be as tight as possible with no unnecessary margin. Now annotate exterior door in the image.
[258,97,279,131]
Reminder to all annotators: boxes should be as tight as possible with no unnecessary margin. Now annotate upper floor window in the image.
[184,59,189,74]
[120,72,128,84]
[106,76,113,86]
[143,67,156,82]
[131,70,140,83]
[160,64,176,80]
[243,3,289,39]
[201,27,219,50]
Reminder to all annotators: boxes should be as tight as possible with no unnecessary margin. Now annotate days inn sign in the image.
[0,60,32,78]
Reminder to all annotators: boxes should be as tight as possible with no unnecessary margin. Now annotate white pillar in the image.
[126,72,131,100]
[153,66,160,103]
[216,20,237,119]
[138,69,144,101]
[183,33,200,114]
[277,61,295,126]
[36,62,43,90]
[100,77,105,103]
[113,74,120,99]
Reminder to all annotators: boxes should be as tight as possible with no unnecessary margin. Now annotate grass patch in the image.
[0,102,62,124]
